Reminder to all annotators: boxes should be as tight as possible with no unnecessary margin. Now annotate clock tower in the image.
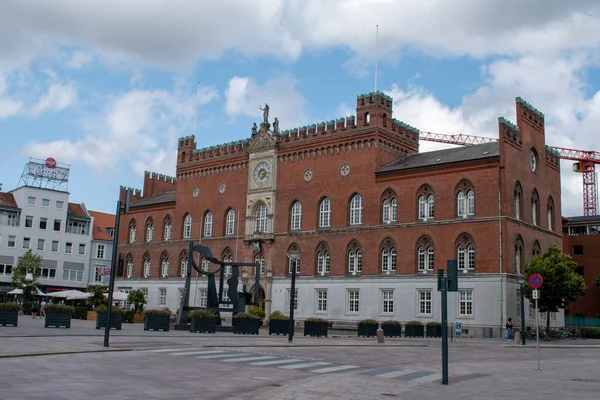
[245,105,279,248]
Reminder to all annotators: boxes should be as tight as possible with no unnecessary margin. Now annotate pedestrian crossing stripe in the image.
[142,347,444,383]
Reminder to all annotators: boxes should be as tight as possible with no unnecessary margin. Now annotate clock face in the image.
[529,150,537,172]
[253,162,271,186]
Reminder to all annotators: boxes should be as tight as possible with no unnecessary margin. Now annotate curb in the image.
[0,348,134,359]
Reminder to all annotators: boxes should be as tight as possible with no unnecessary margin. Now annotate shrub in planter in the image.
[73,306,88,320]
[268,310,290,336]
[405,320,424,337]
[426,321,442,338]
[45,304,75,328]
[95,305,125,330]
[189,309,218,333]
[304,317,329,337]
[358,319,378,337]
[123,310,134,324]
[0,302,20,327]
[381,320,402,337]
[249,306,266,326]
[233,312,260,335]
[143,308,171,332]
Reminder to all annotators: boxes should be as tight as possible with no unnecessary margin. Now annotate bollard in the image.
[377,322,385,344]
[514,331,521,344]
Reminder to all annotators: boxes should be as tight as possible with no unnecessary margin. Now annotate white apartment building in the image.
[88,211,116,286]
[0,185,93,296]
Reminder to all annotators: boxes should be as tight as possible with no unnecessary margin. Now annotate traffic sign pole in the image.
[441,275,448,385]
[535,297,540,371]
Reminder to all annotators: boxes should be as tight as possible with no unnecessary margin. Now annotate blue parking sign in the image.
[455,322,462,336]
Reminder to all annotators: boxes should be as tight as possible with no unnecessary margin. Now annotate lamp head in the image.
[286,250,302,260]
[515,274,526,285]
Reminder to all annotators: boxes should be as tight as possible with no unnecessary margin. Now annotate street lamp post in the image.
[286,250,301,343]
[516,275,526,345]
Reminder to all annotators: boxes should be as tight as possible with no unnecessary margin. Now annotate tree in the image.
[10,249,42,304]
[523,244,586,336]
[87,284,107,308]
[127,289,146,314]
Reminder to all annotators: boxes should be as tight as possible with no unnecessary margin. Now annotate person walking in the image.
[506,317,514,342]
[31,299,39,319]
[40,298,47,317]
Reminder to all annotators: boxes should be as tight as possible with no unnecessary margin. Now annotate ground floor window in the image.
[418,290,432,316]
[347,289,360,314]
[316,289,327,312]
[459,290,473,316]
[159,288,167,306]
[381,290,394,314]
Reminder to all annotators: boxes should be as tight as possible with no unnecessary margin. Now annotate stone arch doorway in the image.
[247,282,266,310]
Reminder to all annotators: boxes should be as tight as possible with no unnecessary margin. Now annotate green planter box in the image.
[144,314,170,331]
[426,325,442,338]
[0,309,18,327]
[268,319,290,336]
[358,323,378,337]
[405,325,424,338]
[191,317,216,333]
[382,324,402,337]
[233,318,260,335]
[304,321,328,337]
[45,312,71,328]
[96,312,123,330]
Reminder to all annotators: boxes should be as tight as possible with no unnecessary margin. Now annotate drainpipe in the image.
[498,169,504,338]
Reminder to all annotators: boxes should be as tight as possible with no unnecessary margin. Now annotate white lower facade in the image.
[115,273,563,337]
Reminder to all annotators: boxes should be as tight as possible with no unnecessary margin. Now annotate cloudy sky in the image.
[0,0,599,216]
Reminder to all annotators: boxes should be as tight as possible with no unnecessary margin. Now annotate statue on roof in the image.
[260,103,269,124]
[273,117,279,135]
[251,122,257,136]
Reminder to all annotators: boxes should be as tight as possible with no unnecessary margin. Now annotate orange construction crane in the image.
[419,132,600,216]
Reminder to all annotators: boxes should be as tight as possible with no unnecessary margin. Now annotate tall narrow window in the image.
[204,212,213,237]
[418,195,426,220]
[457,192,465,217]
[255,203,267,232]
[382,290,394,314]
[467,190,475,215]
[161,254,169,278]
[317,250,330,275]
[514,182,522,220]
[226,209,235,235]
[427,195,435,219]
[163,216,172,240]
[319,198,331,228]
[126,258,134,278]
[348,249,362,274]
[143,256,151,278]
[381,238,397,273]
[180,256,188,277]
[348,290,360,313]
[254,254,265,276]
[291,201,302,230]
[383,199,391,223]
[350,194,363,225]
[146,222,154,242]
[417,237,435,271]
[183,214,192,238]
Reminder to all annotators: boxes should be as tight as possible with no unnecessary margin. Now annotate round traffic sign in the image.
[528,273,543,289]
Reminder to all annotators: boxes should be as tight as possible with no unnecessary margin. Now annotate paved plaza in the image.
[1,318,599,399]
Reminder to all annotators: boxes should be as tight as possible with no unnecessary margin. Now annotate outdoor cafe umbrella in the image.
[7,287,45,296]
[45,289,88,299]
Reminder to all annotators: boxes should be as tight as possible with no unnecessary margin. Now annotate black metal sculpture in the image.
[176,242,261,325]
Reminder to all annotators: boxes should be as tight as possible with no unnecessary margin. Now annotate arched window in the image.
[163,215,172,240]
[456,180,475,218]
[417,236,434,271]
[291,201,302,230]
[514,182,523,220]
[126,253,134,278]
[349,194,363,225]
[254,253,265,276]
[515,236,524,274]
[145,218,154,242]
[255,203,267,232]
[142,252,151,278]
[179,251,188,278]
[203,211,213,237]
[225,209,235,235]
[417,185,435,221]
[223,249,233,276]
[381,189,398,224]
[533,240,541,256]
[316,242,330,275]
[364,112,371,125]
[382,113,387,127]
[531,189,540,226]
[380,238,396,273]
[160,252,169,278]
[347,240,362,274]
[183,213,192,239]
[319,197,331,228]
[547,197,555,231]
[456,233,476,272]
[129,219,137,243]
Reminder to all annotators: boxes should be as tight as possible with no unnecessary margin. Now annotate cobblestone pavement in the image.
[1,318,599,399]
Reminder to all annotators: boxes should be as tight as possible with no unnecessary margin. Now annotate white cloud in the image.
[64,51,94,69]
[0,74,24,118]
[24,84,218,176]
[385,53,600,217]
[225,74,308,128]
[30,82,78,116]
[1,1,598,71]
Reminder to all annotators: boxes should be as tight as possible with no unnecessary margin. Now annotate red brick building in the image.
[115,92,562,336]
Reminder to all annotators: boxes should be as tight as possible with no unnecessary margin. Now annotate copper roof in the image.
[89,210,116,241]
[130,191,176,208]
[68,202,88,218]
[0,192,19,209]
